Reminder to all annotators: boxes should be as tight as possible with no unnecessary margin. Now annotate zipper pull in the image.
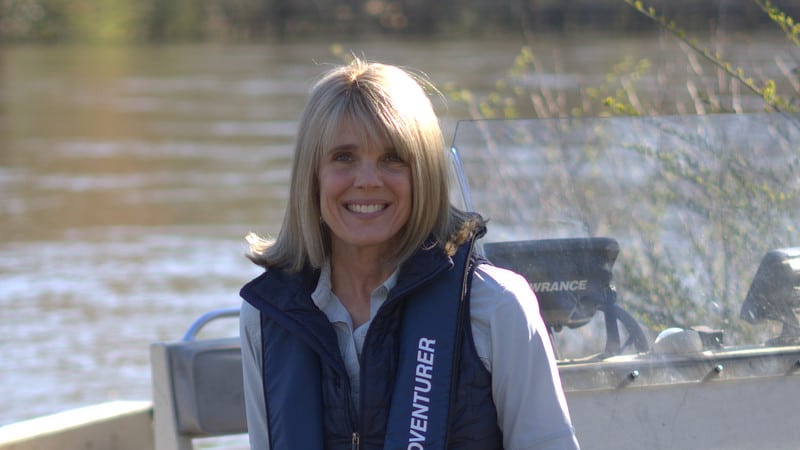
[351,431,360,450]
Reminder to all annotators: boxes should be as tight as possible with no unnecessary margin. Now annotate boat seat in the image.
[150,307,246,450]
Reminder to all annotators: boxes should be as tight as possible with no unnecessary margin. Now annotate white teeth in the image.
[348,204,385,213]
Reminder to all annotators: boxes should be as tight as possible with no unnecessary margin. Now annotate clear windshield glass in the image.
[449,114,800,370]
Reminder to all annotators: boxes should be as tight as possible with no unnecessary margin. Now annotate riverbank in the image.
[1,0,798,43]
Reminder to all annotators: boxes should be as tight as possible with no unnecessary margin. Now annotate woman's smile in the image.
[346,202,388,214]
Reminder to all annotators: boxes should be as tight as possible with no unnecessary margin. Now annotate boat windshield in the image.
[448,113,800,372]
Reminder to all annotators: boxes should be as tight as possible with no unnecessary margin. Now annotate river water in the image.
[0,31,795,430]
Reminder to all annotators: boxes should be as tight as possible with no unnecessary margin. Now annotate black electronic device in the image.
[483,237,619,329]
[483,237,647,355]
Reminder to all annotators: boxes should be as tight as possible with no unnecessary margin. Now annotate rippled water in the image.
[0,32,793,430]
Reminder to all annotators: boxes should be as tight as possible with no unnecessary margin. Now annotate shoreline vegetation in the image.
[1,0,799,43]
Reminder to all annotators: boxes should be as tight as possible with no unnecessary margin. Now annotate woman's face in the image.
[318,118,412,258]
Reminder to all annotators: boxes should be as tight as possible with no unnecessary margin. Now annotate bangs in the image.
[323,100,414,163]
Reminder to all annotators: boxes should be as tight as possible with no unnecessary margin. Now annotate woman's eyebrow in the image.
[327,143,359,153]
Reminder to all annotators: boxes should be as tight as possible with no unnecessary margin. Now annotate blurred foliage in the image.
[0,0,148,42]
[446,0,800,120]
[2,0,800,43]
[623,0,798,113]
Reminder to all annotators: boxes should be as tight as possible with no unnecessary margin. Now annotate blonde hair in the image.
[247,57,478,271]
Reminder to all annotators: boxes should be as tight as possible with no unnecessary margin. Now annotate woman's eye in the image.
[332,152,352,162]
[385,153,404,163]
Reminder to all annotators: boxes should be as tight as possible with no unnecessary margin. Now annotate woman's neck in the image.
[329,250,396,328]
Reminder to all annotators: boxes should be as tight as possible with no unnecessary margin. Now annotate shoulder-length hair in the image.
[247,57,477,272]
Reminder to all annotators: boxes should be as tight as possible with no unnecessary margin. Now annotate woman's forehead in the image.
[327,114,392,148]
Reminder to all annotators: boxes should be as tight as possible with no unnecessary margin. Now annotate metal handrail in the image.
[181,306,241,341]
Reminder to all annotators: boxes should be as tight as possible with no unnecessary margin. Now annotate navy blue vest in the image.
[240,238,503,449]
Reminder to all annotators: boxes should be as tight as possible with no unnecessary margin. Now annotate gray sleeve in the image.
[240,300,270,450]
[470,264,580,450]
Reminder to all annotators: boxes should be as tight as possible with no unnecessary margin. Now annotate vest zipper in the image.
[351,431,360,450]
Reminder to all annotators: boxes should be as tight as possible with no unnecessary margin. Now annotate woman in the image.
[239,57,579,449]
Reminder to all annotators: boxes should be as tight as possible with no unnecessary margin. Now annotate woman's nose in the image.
[354,161,382,187]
